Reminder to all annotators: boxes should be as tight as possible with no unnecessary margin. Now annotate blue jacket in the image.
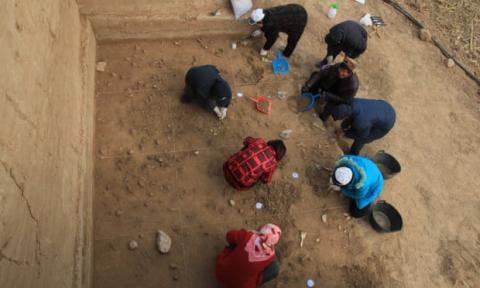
[343,98,396,141]
[335,155,383,209]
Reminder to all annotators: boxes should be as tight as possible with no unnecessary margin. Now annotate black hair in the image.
[267,140,286,161]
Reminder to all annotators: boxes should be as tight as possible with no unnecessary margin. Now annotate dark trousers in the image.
[181,84,215,111]
[348,128,390,155]
[283,30,305,58]
[261,260,280,285]
[349,200,371,218]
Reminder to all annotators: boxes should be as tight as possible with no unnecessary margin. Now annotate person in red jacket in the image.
[223,137,286,191]
[215,224,282,288]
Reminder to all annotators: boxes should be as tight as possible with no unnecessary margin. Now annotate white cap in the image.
[248,9,265,25]
[334,167,353,186]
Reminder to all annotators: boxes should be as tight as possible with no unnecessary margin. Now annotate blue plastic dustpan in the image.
[272,50,289,75]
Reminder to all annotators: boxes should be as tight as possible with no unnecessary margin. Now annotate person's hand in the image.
[335,129,344,138]
[260,49,268,56]
[301,85,310,93]
[219,107,228,120]
[251,29,262,37]
[328,184,341,192]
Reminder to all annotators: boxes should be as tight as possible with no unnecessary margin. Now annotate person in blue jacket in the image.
[331,154,384,218]
[331,98,396,155]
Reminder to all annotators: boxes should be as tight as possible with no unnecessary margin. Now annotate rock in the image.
[418,28,431,42]
[169,263,178,270]
[110,72,117,77]
[172,275,179,281]
[138,234,144,239]
[156,230,172,254]
[279,129,292,139]
[128,240,138,250]
[115,210,123,217]
[446,58,455,68]
[321,214,327,223]
[229,199,236,206]
[316,238,320,243]
[96,61,107,72]
[194,150,200,156]
[127,149,134,155]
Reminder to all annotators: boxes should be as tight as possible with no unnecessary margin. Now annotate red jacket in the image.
[223,137,278,191]
[215,229,274,288]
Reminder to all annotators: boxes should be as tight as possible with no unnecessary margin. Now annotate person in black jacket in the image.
[320,21,368,67]
[331,98,396,155]
[183,65,232,120]
[248,4,308,58]
[302,57,359,121]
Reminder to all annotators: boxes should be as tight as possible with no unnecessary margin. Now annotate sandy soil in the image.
[93,1,480,287]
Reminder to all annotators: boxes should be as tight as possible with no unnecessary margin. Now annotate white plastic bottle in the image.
[327,3,338,19]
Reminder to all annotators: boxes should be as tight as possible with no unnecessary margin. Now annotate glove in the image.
[326,55,334,64]
[251,29,262,37]
[219,107,228,120]
[260,49,268,56]
[213,106,222,118]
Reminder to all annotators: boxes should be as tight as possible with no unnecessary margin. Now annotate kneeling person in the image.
[215,224,282,288]
[331,155,384,218]
[224,137,286,191]
[183,65,232,120]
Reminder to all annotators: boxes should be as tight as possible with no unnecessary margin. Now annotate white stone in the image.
[96,61,107,72]
[156,230,172,254]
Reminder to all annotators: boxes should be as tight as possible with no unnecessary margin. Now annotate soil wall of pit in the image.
[0,1,95,287]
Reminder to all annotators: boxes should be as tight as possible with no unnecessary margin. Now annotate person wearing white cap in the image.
[248,4,307,58]
[331,154,384,218]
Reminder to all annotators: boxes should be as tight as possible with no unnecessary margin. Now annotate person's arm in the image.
[323,91,348,104]
[225,229,249,248]
[346,117,371,140]
[263,28,279,51]
[260,166,276,183]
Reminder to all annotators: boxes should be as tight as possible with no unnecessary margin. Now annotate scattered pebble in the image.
[169,263,178,270]
[138,234,144,239]
[229,199,236,206]
[172,275,179,281]
[279,129,292,139]
[137,180,145,188]
[156,230,172,254]
[315,238,320,243]
[127,149,134,155]
[115,210,123,217]
[337,225,342,231]
[128,240,138,250]
[96,61,107,72]
[194,150,200,156]
[446,58,455,68]
[322,214,327,223]
[143,202,149,207]
[418,28,431,42]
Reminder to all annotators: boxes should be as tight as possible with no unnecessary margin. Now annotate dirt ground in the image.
[93,1,480,287]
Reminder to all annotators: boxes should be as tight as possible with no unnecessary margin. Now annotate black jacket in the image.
[326,21,368,58]
[261,4,308,50]
[304,64,359,104]
[342,99,396,140]
[185,65,232,108]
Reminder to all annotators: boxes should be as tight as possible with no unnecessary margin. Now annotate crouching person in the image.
[331,155,384,218]
[183,65,232,120]
[223,137,286,191]
[215,224,282,288]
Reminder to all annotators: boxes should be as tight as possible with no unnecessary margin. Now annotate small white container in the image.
[327,4,338,19]
[231,42,237,50]
[307,279,315,287]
